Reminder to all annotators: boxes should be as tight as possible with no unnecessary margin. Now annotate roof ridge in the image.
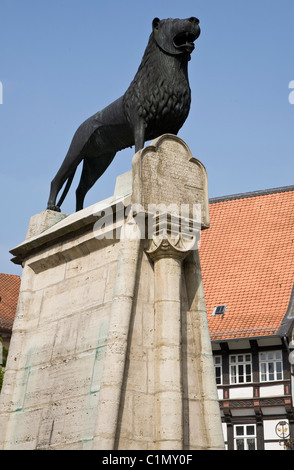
[0,273,20,278]
[209,185,294,204]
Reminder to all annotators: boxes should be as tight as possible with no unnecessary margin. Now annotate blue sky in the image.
[1,0,294,275]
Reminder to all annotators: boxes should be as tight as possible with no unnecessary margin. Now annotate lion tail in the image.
[56,170,76,208]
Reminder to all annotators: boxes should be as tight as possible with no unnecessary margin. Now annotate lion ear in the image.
[152,18,160,30]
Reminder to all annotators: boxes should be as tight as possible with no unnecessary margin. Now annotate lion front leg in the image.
[134,119,146,153]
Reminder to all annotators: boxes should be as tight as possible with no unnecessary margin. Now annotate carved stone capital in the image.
[146,233,196,262]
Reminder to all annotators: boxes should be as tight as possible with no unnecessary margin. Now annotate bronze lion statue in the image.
[47,17,200,212]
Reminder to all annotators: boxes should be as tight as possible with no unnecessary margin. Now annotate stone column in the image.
[147,233,196,449]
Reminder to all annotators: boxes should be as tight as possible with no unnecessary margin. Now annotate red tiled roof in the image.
[0,273,21,330]
[199,188,294,341]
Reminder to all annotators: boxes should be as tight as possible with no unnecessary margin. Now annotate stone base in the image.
[25,210,68,240]
[0,135,224,450]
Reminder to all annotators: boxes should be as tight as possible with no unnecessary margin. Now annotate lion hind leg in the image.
[47,152,83,212]
[75,152,116,211]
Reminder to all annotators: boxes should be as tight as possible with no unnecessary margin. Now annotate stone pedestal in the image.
[0,134,224,450]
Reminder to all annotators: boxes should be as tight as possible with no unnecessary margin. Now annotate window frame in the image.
[229,353,252,384]
[214,355,222,385]
[233,424,257,451]
[259,350,283,382]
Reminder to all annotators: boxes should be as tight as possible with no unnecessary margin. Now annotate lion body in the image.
[47,17,200,212]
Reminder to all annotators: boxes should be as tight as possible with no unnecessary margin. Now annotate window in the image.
[234,424,256,450]
[230,354,252,384]
[212,305,227,316]
[214,355,222,385]
[259,350,283,382]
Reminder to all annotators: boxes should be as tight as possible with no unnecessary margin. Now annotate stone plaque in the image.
[132,134,209,229]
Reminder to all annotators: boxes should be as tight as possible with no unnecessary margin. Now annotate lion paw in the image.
[47,204,61,212]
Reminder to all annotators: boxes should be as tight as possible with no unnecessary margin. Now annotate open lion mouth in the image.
[173,31,198,53]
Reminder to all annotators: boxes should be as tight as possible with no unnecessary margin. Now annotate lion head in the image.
[152,17,200,60]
